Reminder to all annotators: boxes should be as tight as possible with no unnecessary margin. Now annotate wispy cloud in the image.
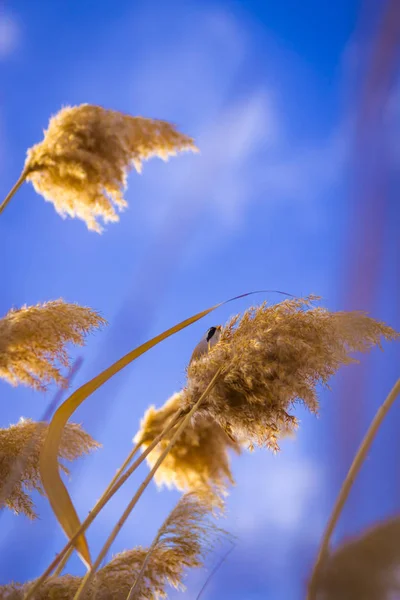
[230,452,324,540]
[119,3,347,246]
[138,89,278,230]
[0,11,20,60]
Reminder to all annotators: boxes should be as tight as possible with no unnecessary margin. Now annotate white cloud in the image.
[230,452,324,541]
[138,88,277,231]
[0,12,20,59]
[256,128,347,204]
[115,6,276,229]
[119,4,347,244]
[194,90,279,228]
[128,4,248,116]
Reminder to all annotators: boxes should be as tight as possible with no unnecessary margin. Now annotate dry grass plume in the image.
[1,493,222,599]
[182,296,399,450]
[134,391,241,507]
[0,300,106,390]
[23,104,198,232]
[127,491,225,598]
[0,418,100,519]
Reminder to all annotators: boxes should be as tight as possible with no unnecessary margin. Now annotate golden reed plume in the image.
[127,491,225,599]
[0,300,106,390]
[182,296,399,450]
[0,418,100,519]
[0,104,198,232]
[135,391,241,507]
[2,493,221,599]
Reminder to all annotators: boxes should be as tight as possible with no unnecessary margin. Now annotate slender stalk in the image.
[307,377,400,600]
[196,540,236,599]
[0,169,29,215]
[102,439,143,498]
[125,530,161,600]
[53,546,74,577]
[23,410,183,600]
[73,367,223,600]
[53,440,144,578]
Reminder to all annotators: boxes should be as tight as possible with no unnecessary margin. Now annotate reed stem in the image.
[307,377,400,599]
[0,169,28,215]
[73,367,223,600]
[53,547,74,577]
[53,440,144,577]
[23,410,183,600]
[125,529,161,600]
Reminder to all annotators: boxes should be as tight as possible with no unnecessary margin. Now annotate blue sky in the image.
[1,0,399,598]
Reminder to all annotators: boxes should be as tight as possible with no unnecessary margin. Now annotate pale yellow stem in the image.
[23,411,183,600]
[52,441,143,578]
[53,547,74,577]
[0,169,28,215]
[125,529,161,600]
[307,377,400,600]
[73,367,223,600]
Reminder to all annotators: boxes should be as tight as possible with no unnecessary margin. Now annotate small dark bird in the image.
[189,325,222,365]
[206,326,219,342]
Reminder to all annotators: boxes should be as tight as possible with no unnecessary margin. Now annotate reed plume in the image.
[134,392,240,507]
[182,296,399,450]
[312,516,400,600]
[1,494,221,599]
[1,104,198,231]
[0,300,106,390]
[0,418,100,518]
[127,491,225,599]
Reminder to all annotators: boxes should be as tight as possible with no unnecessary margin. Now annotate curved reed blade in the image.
[39,290,266,568]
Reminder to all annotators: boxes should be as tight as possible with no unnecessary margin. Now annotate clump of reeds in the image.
[5,295,398,600]
[182,296,399,450]
[0,418,100,518]
[0,300,106,390]
[312,516,400,600]
[135,391,241,507]
[2,90,400,600]
[1,104,197,232]
[2,492,222,599]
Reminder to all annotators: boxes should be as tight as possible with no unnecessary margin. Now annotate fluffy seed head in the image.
[182,296,399,451]
[0,418,100,518]
[0,299,106,390]
[128,491,225,597]
[134,392,240,506]
[312,516,400,599]
[24,104,198,232]
[1,494,221,599]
